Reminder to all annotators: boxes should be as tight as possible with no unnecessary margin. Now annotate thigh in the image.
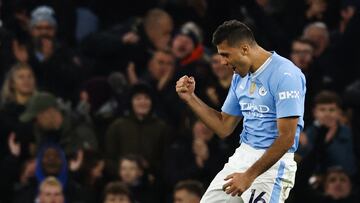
[200,163,245,203]
[241,160,297,203]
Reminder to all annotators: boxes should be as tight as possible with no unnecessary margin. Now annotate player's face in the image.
[324,172,351,200]
[217,41,251,77]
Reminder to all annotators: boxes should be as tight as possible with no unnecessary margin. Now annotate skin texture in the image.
[119,160,143,185]
[324,171,352,200]
[290,41,314,70]
[38,184,64,203]
[131,93,152,120]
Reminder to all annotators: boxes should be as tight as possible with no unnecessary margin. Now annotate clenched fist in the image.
[176,75,196,102]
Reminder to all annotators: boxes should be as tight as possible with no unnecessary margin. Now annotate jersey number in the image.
[249,189,266,203]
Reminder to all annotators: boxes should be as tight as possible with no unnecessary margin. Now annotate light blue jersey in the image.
[222,52,306,152]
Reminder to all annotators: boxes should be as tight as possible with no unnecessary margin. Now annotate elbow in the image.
[283,134,295,150]
[217,128,232,139]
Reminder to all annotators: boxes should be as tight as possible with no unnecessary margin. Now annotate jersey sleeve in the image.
[274,70,306,118]
[221,76,243,116]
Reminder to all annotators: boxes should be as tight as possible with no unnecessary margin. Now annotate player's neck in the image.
[249,46,272,73]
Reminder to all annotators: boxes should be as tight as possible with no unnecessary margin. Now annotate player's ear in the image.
[240,44,250,56]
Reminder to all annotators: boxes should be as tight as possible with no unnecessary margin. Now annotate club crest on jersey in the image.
[258,86,267,96]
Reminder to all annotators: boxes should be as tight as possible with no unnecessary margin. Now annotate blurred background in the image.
[0,0,359,203]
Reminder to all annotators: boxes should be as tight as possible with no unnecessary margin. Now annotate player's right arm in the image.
[176,75,241,138]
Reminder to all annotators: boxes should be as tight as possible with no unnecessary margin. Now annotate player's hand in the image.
[176,75,195,102]
[222,172,255,196]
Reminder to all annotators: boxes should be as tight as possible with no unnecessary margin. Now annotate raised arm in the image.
[176,75,241,138]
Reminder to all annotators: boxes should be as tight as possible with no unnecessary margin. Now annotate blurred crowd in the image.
[0,0,359,203]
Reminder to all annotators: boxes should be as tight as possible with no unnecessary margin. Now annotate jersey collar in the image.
[249,51,275,81]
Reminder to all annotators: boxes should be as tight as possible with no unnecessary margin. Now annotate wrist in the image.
[244,169,258,181]
[185,93,197,104]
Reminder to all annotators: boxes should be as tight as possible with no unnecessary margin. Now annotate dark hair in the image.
[129,83,153,100]
[119,154,145,171]
[104,181,131,198]
[174,180,205,198]
[314,90,342,107]
[292,37,316,50]
[151,48,174,59]
[324,166,351,187]
[212,20,256,46]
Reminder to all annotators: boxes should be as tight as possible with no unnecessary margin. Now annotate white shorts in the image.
[200,143,297,203]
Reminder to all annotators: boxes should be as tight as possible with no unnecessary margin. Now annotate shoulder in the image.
[108,117,128,128]
[270,54,304,79]
[268,54,305,90]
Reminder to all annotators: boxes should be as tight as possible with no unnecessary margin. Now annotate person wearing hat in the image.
[20,92,98,155]
[171,21,211,98]
[19,6,83,102]
[105,83,170,178]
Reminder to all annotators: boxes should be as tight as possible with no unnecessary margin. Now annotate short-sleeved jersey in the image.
[221,52,306,152]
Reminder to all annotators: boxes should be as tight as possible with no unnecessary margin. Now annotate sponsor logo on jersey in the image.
[279,91,300,100]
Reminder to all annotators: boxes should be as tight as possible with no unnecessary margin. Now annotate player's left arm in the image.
[244,116,298,179]
[223,117,298,196]
[246,68,305,182]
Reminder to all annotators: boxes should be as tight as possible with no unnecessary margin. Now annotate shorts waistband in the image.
[237,143,294,161]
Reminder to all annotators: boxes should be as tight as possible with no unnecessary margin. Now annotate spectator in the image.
[302,22,329,58]
[173,180,204,203]
[19,92,98,155]
[118,154,161,203]
[203,52,233,109]
[302,22,343,92]
[289,38,323,125]
[292,127,358,203]
[127,49,183,127]
[71,150,105,203]
[290,38,315,71]
[103,181,132,203]
[323,167,356,202]
[0,63,36,202]
[37,176,65,203]
[14,144,87,203]
[80,8,173,77]
[0,63,36,159]
[298,91,357,176]
[16,5,82,102]
[164,119,232,190]
[105,84,169,176]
